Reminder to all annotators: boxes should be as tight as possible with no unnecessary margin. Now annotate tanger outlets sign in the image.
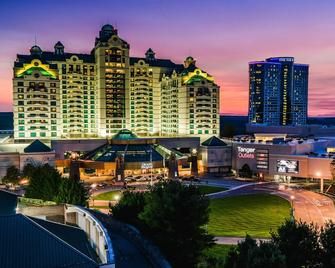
[237,147,256,159]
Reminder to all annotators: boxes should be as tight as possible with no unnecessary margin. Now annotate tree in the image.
[271,220,321,268]
[224,235,286,268]
[139,181,214,268]
[239,164,252,178]
[56,177,89,206]
[320,221,335,267]
[25,164,61,201]
[111,191,146,228]
[2,165,20,185]
[22,163,36,179]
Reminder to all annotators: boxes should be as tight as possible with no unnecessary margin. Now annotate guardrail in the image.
[92,210,171,268]
[65,205,115,268]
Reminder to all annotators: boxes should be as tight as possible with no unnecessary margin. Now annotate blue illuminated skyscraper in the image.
[248,57,308,126]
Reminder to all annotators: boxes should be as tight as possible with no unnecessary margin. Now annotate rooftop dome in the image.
[101,24,115,31]
[30,45,42,56]
[113,129,138,140]
[184,56,196,68]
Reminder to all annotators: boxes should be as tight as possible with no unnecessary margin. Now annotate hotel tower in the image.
[13,25,220,140]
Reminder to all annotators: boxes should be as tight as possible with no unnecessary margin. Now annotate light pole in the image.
[150,149,153,186]
[290,195,295,222]
[91,183,97,208]
[316,172,323,193]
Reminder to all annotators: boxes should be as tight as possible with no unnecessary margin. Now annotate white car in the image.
[124,176,134,182]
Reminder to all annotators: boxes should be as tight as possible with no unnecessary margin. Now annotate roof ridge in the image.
[23,215,97,265]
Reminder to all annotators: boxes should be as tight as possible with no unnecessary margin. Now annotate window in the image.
[18,113,24,118]
[18,82,24,86]
[19,132,25,138]
[18,126,24,131]
[30,132,36,137]
[40,132,46,137]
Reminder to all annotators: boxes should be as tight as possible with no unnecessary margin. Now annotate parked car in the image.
[192,177,200,182]
[137,176,147,182]
[124,176,134,182]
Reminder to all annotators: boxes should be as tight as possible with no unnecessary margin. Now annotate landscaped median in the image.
[94,190,122,201]
[93,185,227,201]
[208,194,291,238]
[198,185,227,195]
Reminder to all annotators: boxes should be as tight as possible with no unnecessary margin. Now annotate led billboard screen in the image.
[277,160,299,174]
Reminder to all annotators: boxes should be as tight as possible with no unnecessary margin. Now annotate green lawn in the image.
[94,190,122,201]
[198,185,227,195]
[208,194,290,238]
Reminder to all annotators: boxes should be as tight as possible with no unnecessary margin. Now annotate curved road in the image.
[208,182,335,245]
[209,182,335,227]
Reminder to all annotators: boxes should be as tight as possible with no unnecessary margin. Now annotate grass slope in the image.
[198,185,227,195]
[208,194,290,238]
[94,190,122,201]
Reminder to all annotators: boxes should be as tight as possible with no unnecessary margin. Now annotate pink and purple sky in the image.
[1,0,335,116]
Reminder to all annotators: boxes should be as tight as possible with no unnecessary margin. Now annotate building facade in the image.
[13,25,220,140]
[248,57,308,126]
[230,135,335,183]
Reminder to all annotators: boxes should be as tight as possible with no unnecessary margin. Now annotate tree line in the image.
[2,164,88,206]
[225,220,335,268]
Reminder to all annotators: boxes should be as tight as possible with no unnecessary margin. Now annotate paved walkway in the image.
[215,236,270,245]
[274,187,335,227]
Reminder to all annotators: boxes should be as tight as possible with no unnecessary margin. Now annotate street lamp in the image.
[290,195,295,222]
[316,172,323,193]
[91,183,97,207]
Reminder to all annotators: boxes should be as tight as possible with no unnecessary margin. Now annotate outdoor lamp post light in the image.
[114,194,120,202]
[91,183,97,207]
[290,195,295,222]
[316,172,324,193]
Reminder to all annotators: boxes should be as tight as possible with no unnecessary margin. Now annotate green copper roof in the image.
[112,129,138,140]
[24,140,52,153]
[16,66,57,79]
[202,136,227,147]
[184,75,206,84]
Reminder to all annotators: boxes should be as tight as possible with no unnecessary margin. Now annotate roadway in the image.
[89,178,335,233]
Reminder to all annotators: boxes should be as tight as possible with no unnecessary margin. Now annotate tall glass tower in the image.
[248,57,308,126]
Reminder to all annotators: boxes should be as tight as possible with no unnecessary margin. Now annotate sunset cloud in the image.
[1,0,335,116]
